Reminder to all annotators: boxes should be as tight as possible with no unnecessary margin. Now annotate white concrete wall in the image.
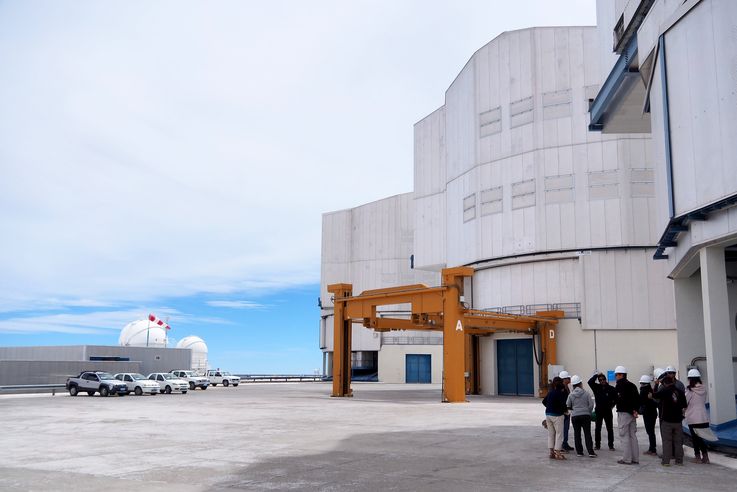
[414,107,447,271]
[434,27,656,271]
[641,0,737,270]
[377,345,443,384]
[477,319,678,396]
[320,193,439,353]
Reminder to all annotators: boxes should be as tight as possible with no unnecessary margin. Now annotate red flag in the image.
[157,320,164,326]
[165,324,171,330]
[148,314,155,322]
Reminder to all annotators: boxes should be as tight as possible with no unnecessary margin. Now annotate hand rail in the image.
[0,383,66,395]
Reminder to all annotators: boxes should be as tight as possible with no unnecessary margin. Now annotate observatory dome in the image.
[176,336,208,371]
[119,319,168,348]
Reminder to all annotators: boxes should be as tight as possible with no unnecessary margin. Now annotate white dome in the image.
[176,336,208,371]
[119,319,168,348]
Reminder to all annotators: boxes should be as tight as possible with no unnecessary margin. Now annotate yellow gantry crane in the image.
[328,266,562,402]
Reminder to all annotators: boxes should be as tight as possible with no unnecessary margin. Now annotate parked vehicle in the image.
[169,370,210,390]
[147,373,189,394]
[66,371,128,397]
[114,373,160,396]
[205,370,240,387]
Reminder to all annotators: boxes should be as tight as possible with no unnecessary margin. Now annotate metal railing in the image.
[483,302,581,319]
[234,374,326,383]
[0,384,66,395]
[382,336,443,345]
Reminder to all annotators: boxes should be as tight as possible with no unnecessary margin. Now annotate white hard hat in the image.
[687,368,701,378]
[665,365,677,373]
[559,370,570,379]
[570,375,582,385]
[639,375,653,384]
[614,365,627,374]
[654,368,664,380]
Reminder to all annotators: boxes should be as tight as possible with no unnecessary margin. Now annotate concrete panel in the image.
[377,345,443,384]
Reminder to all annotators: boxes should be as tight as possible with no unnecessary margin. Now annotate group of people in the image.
[542,365,711,466]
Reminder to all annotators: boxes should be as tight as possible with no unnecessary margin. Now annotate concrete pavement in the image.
[1,383,734,491]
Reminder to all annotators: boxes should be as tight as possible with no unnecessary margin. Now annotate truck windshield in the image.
[97,373,115,380]
[222,372,232,376]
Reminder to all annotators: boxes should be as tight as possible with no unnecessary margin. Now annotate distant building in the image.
[0,345,192,386]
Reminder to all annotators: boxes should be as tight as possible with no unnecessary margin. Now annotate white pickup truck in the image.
[170,370,210,390]
[205,370,240,387]
[66,371,129,397]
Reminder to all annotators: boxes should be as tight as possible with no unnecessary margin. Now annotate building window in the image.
[479,106,502,137]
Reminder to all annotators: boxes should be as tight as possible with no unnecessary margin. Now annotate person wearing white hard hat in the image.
[685,368,710,464]
[614,366,640,465]
[638,375,658,455]
[655,374,687,466]
[566,375,596,457]
[664,365,685,392]
[558,370,574,452]
[588,371,617,450]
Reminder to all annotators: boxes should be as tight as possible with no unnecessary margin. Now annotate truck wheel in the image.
[134,387,143,396]
[182,391,187,394]
[117,392,126,397]
[165,385,172,394]
[87,391,95,396]
[99,386,109,397]
[223,380,229,387]
[189,382,195,390]
[69,385,78,396]
[211,383,216,386]
[201,386,207,390]
[233,384,239,387]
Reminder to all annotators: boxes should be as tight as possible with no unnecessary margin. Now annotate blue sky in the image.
[0,1,595,373]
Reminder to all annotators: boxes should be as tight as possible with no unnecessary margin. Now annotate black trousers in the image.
[689,423,709,455]
[572,415,595,455]
[644,412,657,452]
[594,407,614,448]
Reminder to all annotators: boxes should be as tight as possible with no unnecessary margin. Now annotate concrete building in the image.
[321,25,680,394]
[0,345,192,386]
[589,0,737,431]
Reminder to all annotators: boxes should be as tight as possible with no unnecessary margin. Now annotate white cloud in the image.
[0,1,595,313]
[206,300,267,309]
[0,308,230,335]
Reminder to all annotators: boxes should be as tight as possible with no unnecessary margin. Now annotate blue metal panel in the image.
[497,339,533,396]
[405,354,431,384]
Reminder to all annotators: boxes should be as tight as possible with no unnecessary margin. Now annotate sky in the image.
[0,0,596,373]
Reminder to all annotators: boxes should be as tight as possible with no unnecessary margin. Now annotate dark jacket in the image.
[588,374,617,411]
[655,384,687,423]
[615,377,640,414]
[543,388,568,416]
[639,384,658,416]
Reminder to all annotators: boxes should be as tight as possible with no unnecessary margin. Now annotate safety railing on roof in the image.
[382,336,444,345]
[482,302,581,319]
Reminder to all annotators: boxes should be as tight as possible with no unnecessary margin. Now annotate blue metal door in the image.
[497,339,534,396]
[405,354,431,383]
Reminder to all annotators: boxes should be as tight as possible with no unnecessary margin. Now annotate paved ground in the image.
[1,383,735,491]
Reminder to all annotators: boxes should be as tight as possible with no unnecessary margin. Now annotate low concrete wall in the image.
[0,360,141,385]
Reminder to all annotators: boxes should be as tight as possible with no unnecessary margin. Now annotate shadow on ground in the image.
[213,425,737,492]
